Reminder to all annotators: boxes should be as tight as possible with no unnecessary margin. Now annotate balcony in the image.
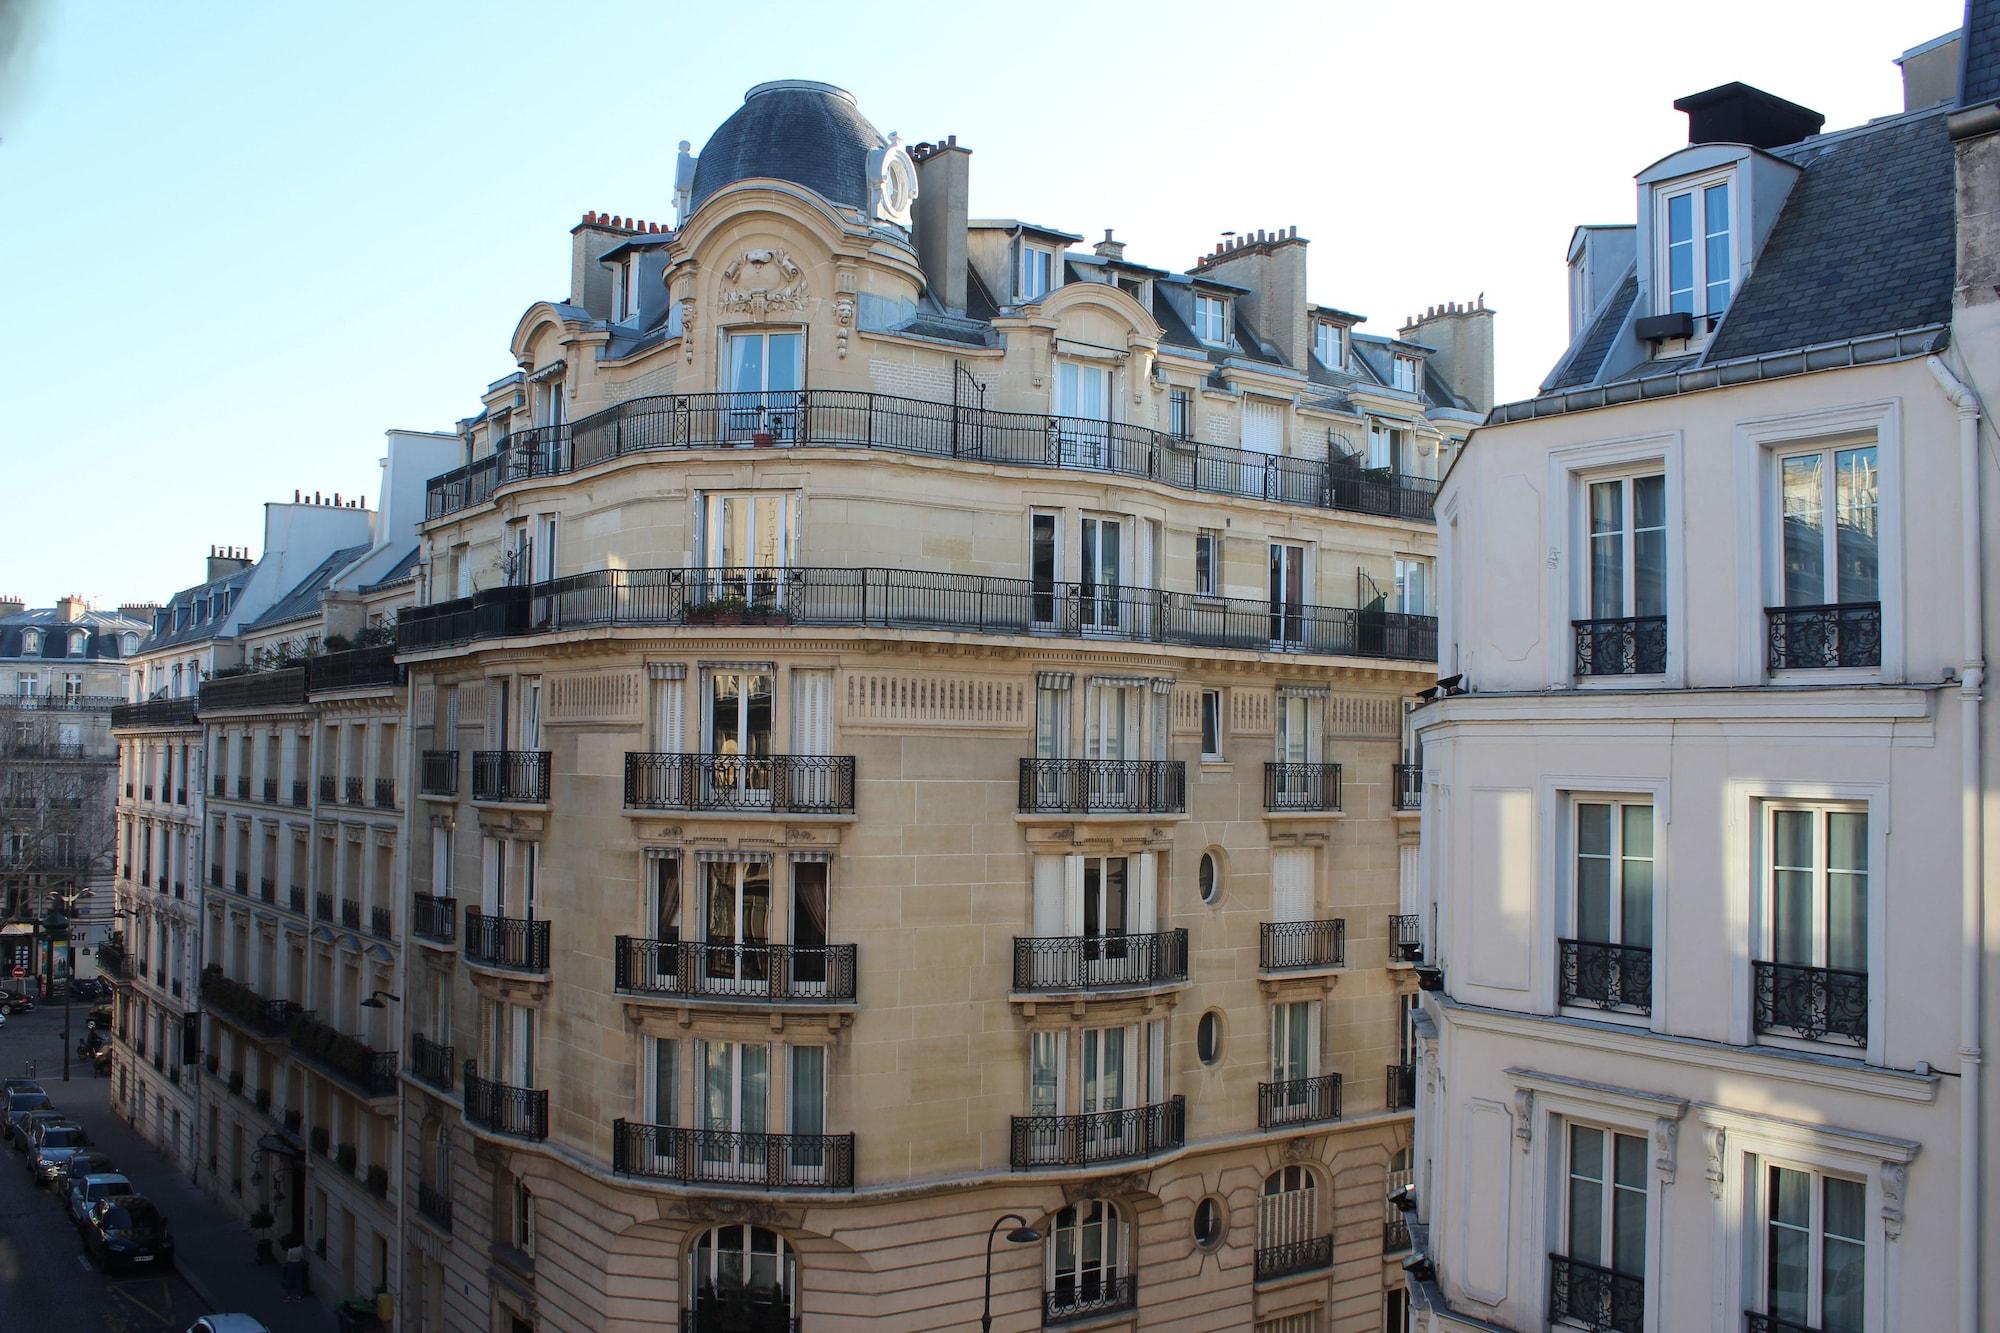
[288,885,306,914]
[463,1062,548,1140]
[306,645,402,693]
[1264,762,1341,812]
[624,752,856,815]
[200,669,307,713]
[199,967,299,1038]
[287,1010,398,1098]
[1392,762,1423,811]
[612,1120,856,1190]
[1559,938,1653,1014]
[471,751,550,804]
[1384,1216,1411,1254]
[110,698,199,730]
[259,877,275,904]
[411,1033,454,1091]
[1573,616,1667,677]
[340,898,361,930]
[233,870,248,895]
[400,563,1439,665]
[1257,1073,1342,1129]
[1259,919,1345,971]
[1390,913,1424,963]
[1010,1095,1185,1169]
[1017,758,1185,815]
[290,780,307,807]
[235,776,249,799]
[1255,1234,1333,1282]
[1012,930,1188,993]
[412,894,457,945]
[1752,961,1867,1046]
[1548,1254,1644,1333]
[262,778,277,804]
[315,891,333,921]
[416,1180,453,1233]
[343,777,363,806]
[419,750,458,797]
[614,937,857,1003]
[373,778,396,809]
[463,910,551,973]
[679,1308,799,1333]
[214,776,228,798]
[1044,1275,1138,1327]
[1766,602,1881,671]
[318,775,335,804]
[1387,1062,1416,1111]
[370,905,392,940]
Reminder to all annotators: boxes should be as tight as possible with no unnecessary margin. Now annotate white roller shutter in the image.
[1271,848,1312,923]
[1133,852,1158,934]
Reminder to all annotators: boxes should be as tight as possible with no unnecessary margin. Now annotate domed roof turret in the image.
[689,81,887,217]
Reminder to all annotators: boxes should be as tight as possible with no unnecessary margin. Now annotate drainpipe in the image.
[1928,353,1983,1333]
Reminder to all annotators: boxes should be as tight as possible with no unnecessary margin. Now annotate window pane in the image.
[1633,475,1667,617]
[1667,192,1695,314]
[1621,806,1654,949]
[1567,1125,1605,1265]
[1821,1177,1866,1333]
[1767,1166,1811,1323]
[1782,455,1827,606]
[1611,1134,1647,1276]
[1703,183,1732,313]
[789,1046,824,1136]
[1826,812,1868,972]
[1030,1032,1061,1115]
[1771,810,1815,964]
[1576,804,1613,942]
[1834,447,1879,604]
[1590,481,1625,618]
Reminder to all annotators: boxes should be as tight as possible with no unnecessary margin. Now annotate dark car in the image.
[30,1121,90,1186]
[82,1194,173,1270]
[69,977,110,1000]
[0,992,34,1016]
[11,1109,64,1154]
[2,1078,43,1095]
[4,1089,52,1148]
[56,1149,114,1193]
[67,1171,132,1226]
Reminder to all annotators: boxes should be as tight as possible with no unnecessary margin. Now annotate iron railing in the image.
[412,894,457,944]
[1044,1274,1138,1326]
[463,910,551,972]
[623,752,856,814]
[109,698,198,729]
[1259,919,1345,971]
[1017,758,1185,814]
[411,1033,454,1091]
[1012,930,1188,991]
[1257,1073,1342,1129]
[612,1120,856,1190]
[288,885,305,914]
[1573,616,1667,676]
[471,750,550,803]
[1255,1234,1333,1282]
[286,1011,398,1098]
[679,1307,798,1333]
[259,877,275,904]
[1744,1314,1820,1333]
[1559,938,1653,1013]
[1393,762,1423,810]
[462,1063,548,1140]
[340,898,361,930]
[1766,602,1881,671]
[1548,1253,1645,1333]
[370,905,392,940]
[199,669,308,713]
[416,1180,453,1232]
[373,778,396,809]
[307,645,402,692]
[1387,1062,1417,1111]
[1390,913,1424,963]
[419,750,458,796]
[1384,1216,1412,1253]
[261,778,277,804]
[343,776,363,806]
[1264,761,1342,812]
[318,775,335,804]
[396,564,1438,664]
[1010,1095,1185,1168]
[613,937,857,1003]
[1752,960,1867,1045]
[199,966,295,1037]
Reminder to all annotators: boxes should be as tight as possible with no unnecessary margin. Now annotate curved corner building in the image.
[397,80,1482,1332]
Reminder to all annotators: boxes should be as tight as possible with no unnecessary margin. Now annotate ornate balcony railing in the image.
[1752,960,1867,1045]
[623,752,856,814]
[1010,1095,1185,1168]
[412,894,457,944]
[417,1180,453,1232]
[286,1010,398,1098]
[199,669,307,713]
[463,1063,548,1140]
[1390,913,1424,963]
[1393,762,1423,811]
[419,750,458,796]
[1044,1274,1138,1327]
[1255,1234,1333,1282]
[110,698,198,729]
[318,775,335,803]
[259,877,275,904]
[1258,1073,1342,1129]
[679,1309,798,1333]
[614,937,857,1003]
[288,885,305,914]
[1745,1314,1820,1333]
[235,775,250,799]
[1387,1062,1417,1111]
[612,1120,856,1190]
[1264,761,1342,812]
[471,750,550,804]
[373,778,396,809]
[232,870,248,894]
[1012,930,1188,992]
[290,780,307,807]
[411,1033,454,1091]
[199,966,295,1037]
[1259,919,1345,971]
[1548,1253,1645,1333]
[340,898,361,930]
[463,910,550,972]
[398,564,1438,665]
[1384,1216,1412,1253]
[1559,938,1653,1014]
[1573,616,1668,676]
[1017,758,1185,815]
[370,905,392,940]
[1766,602,1881,671]
[261,778,277,804]
[343,776,363,806]
[307,645,402,692]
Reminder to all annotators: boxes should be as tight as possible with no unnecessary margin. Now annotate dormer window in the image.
[1020,245,1055,302]
[68,631,87,657]
[1314,322,1344,370]
[120,633,137,655]
[1392,355,1420,393]
[1660,174,1732,320]
[20,630,37,654]
[611,259,641,322]
[1194,295,1229,345]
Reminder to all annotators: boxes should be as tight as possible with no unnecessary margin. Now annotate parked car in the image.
[12,1109,65,1154]
[0,992,35,1015]
[55,1149,115,1193]
[5,1090,53,1148]
[69,977,110,1000]
[82,1193,173,1270]
[2,1078,42,1095]
[67,1171,132,1226]
[30,1121,90,1186]
[187,1318,272,1333]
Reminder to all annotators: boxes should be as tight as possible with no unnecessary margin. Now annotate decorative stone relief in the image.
[1653,1117,1679,1184]
[834,295,855,359]
[681,295,698,363]
[719,249,809,317]
[1064,1169,1150,1203]
[1703,1125,1727,1198]
[1880,1160,1906,1241]
[1282,1137,1319,1163]
[1513,1088,1534,1152]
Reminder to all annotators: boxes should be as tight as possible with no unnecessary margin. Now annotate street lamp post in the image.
[981,1212,1041,1333]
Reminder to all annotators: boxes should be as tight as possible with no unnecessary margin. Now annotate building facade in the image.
[395,81,1481,1332]
[1408,18,1999,1333]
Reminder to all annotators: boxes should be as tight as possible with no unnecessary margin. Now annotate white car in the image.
[187,1318,273,1333]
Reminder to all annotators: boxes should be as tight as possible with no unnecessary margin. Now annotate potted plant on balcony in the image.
[688,595,752,627]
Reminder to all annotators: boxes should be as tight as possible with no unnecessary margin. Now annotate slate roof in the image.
[689,81,885,217]
[360,545,421,593]
[144,570,256,652]
[1543,269,1638,391]
[0,607,149,662]
[246,544,370,631]
[1965,0,2000,106]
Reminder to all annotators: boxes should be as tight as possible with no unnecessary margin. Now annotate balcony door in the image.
[1559,1124,1646,1321]
[789,860,830,997]
[1267,1000,1319,1121]
[698,1040,769,1176]
[1239,398,1283,495]
[724,330,803,443]
[700,493,795,604]
[699,860,772,993]
[1080,855,1129,982]
[1566,800,1654,1011]
[788,669,833,809]
[786,1046,828,1182]
[1272,692,1315,805]
[1079,1024,1135,1155]
[1586,473,1666,624]
[1031,511,1061,629]
[1268,542,1308,646]
[1055,360,1112,468]
[704,670,774,806]
[1079,516,1123,633]
[1083,681,1137,809]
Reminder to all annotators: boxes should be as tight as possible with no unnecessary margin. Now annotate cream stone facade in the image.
[394,81,1476,1332]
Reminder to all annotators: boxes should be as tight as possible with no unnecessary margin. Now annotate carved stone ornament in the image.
[834,295,855,359]
[1880,1160,1906,1241]
[866,131,918,227]
[681,295,698,363]
[671,1196,802,1231]
[1063,1169,1151,1203]
[1513,1088,1534,1152]
[1653,1117,1679,1184]
[1704,1125,1727,1198]
[719,248,810,318]
[1282,1136,1319,1163]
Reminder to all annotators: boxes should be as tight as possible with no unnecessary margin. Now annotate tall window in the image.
[1257,1165,1321,1258]
[1757,805,1869,1045]
[689,1225,795,1323]
[1266,1001,1318,1119]
[1047,1201,1127,1317]
[1079,516,1123,632]
[1763,1166,1864,1333]
[1392,355,1419,393]
[701,493,795,596]
[700,860,772,987]
[1199,690,1224,762]
[1662,177,1732,318]
[1562,800,1654,1014]
[1168,389,1191,440]
[1193,295,1228,344]
[705,669,774,801]
[1562,1124,1647,1294]
[1031,512,1060,627]
[1587,474,1666,623]
[1393,556,1431,616]
[1268,542,1308,645]
[1194,530,1219,597]
[1314,321,1343,369]
[1779,445,1879,611]
[1020,245,1054,302]
[1368,422,1405,473]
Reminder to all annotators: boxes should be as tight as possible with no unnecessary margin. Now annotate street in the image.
[0,999,317,1333]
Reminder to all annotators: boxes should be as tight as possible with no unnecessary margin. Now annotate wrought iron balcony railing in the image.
[1044,1274,1138,1327]
[198,966,296,1038]
[1393,762,1423,811]
[1745,1313,1820,1333]
[199,669,307,713]
[1010,1095,1185,1168]
[259,877,275,904]
[318,775,335,804]
[307,645,402,692]
[1559,938,1653,1014]
[286,1010,398,1098]
[1387,1062,1417,1111]
[1573,615,1668,676]
[471,750,550,804]
[411,1033,454,1091]
[463,910,551,972]
[463,1062,548,1140]
[1548,1253,1645,1333]
[1384,1216,1411,1253]
[1260,919,1345,971]
[1766,601,1881,671]
[340,898,361,930]
[612,1119,856,1190]
[614,937,857,1003]
[233,870,248,894]
[417,1180,453,1232]
[679,1308,799,1333]
[235,776,249,799]
[290,779,308,807]
[1258,1073,1342,1129]
[109,698,199,729]
[1390,913,1424,963]
[1752,960,1867,1045]
[624,752,856,814]
[288,885,305,914]
[343,776,363,806]
[1017,758,1185,815]
[419,750,458,796]
[373,778,396,809]
[1264,761,1341,812]
[370,905,392,940]
[261,778,277,803]
[412,894,457,944]
[1012,930,1188,992]
[1255,1234,1333,1282]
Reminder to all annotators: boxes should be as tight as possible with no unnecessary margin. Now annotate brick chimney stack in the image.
[570,211,653,323]
[0,596,23,619]
[206,544,253,583]
[911,135,972,314]
[55,594,88,622]
[119,602,159,623]
[1399,296,1497,415]
[1188,226,1310,370]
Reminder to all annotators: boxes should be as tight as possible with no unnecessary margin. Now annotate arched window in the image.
[688,1224,795,1331]
[68,630,87,657]
[1256,1165,1331,1279]
[1046,1201,1132,1322]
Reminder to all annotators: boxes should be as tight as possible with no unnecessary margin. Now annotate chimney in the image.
[1095,229,1126,262]
[0,596,23,619]
[207,545,252,582]
[1672,83,1824,149]
[1188,226,1310,369]
[1894,30,1962,111]
[570,212,636,322]
[911,136,971,313]
[1400,296,1498,415]
[56,595,88,623]
[119,602,158,623]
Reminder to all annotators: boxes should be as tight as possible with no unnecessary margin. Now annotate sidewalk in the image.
[39,1060,323,1333]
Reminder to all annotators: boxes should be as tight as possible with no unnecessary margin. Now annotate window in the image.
[689,1225,795,1323]
[1047,1201,1128,1319]
[1168,388,1191,440]
[20,630,37,654]
[1020,244,1054,302]
[1194,530,1219,597]
[1055,362,1112,464]
[1661,176,1732,319]
[1258,1167,1322,1264]
[1268,542,1308,645]
[1757,805,1868,1045]
[700,493,796,591]
[1393,557,1430,617]
[1193,295,1228,344]
[1774,444,1880,671]
[1762,1166,1864,1333]
[1583,471,1666,636]
[510,1178,534,1252]
[1314,321,1343,369]
[534,514,558,584]
[1197,850,1221,903]
[1192,1198,1225,1249]
[1557,1124,1647,1321]
[1562,801,1654,1013]
[1392,355,1419,393]
[1196,1010,1223,1065]
[1079,517,1123,632]
[1030,511,1060,628]
[1199,690,1223,762]
[1368,422,1405,473]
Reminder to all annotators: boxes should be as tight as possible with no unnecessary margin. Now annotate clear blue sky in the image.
[0,0,1964,608]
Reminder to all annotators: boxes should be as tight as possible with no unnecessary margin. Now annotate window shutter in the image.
[1271,848,1312,923]
[1063,855,1085,936]
[1032,856,1066,936]
[1133,852,1157,934]
[790,669,833,755]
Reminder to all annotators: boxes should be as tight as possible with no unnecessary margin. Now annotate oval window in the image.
[1197,1010,1223,1065]
[1197,852,1220,904]
[1192,1197,1225,1250]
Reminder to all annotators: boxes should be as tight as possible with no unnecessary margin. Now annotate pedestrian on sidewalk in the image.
[281,1233,306,1302]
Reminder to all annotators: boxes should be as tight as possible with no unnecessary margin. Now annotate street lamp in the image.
[981,1212,1041,1332]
